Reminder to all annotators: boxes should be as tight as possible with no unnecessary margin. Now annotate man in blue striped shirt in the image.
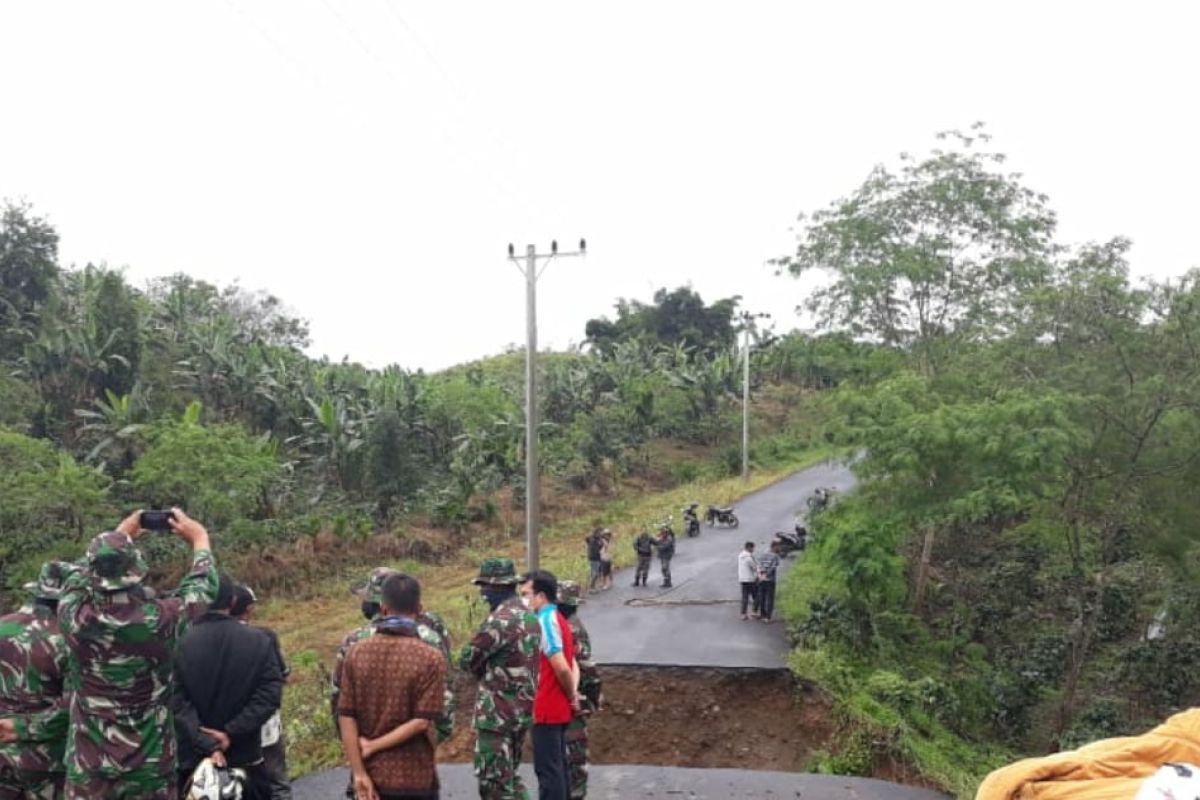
[755,543,783,623]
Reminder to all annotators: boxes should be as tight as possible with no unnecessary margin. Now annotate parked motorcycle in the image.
[704,504,739,528]
[806,488,833,513]
[683,503,701,538]
[773,524,808,557]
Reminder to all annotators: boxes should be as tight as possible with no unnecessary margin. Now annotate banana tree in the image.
[73,388,148,473]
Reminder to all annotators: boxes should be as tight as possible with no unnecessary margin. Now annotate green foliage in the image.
[0,201,60,361]
[777,125,1056,376]
[0,429,112,595]
[131,417,279,529]
[585,286,740,358]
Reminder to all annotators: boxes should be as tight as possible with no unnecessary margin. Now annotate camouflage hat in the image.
[471,557,521,586]
[86,531,148,592]
[23,560,72,601]
[351,567,400,604]
[556,579,584,607]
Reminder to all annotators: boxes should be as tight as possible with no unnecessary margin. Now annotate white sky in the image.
[2,1,1197,371]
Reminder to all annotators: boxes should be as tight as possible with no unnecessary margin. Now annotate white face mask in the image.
[520,595,532,610]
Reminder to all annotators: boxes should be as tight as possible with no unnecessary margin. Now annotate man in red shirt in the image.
[338,573,447,800]
[519,570,580,800]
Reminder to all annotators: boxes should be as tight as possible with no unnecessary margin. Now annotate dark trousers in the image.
[740,582,759,615]
[257,739,291,799]
[659,554,672,585]
[634,555,651,584]
[757,580,776,620]
[532,723,569,800]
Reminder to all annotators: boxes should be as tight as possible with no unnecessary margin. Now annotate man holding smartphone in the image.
[57,508,218,799]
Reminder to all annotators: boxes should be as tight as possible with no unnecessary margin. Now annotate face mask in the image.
[481,589,511,611]
[520,595,532,610]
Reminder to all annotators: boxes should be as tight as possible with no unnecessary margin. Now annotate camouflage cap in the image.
[471,557,521,586]
[86,531,148,592]
[351,567,400,604]
[556,579,584,607]
[23,560,72,601]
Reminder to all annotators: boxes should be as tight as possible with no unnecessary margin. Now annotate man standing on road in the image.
[0,561,71,799]
[173,575,284,798]
[556,582,600,800]
[653,524,675,589]
[597,532,613,593]
[584,530,603,594]
[756,542,782,623]
[57,508,218,799]
[338,574,446,800]
[459,558,541,800]
[632,531,655,588]
[230,585,292,800]
[333,569,455,745]
[737,542,759,621]
[520,571,578,800]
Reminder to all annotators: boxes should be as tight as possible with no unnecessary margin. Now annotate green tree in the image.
[131,413,279,528]
[777,125,1057,376]
[585,286,740,358]
[0,429,112,597]
[0,201,60,362]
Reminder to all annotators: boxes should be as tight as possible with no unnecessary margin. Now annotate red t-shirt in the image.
[533,604,576,724]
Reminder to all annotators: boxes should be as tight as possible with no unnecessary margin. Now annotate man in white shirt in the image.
[737,542,759,620]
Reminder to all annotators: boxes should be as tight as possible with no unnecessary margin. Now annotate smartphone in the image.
[140,510,177,532]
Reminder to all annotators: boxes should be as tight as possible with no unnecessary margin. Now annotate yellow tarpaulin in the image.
[977,709,1200,800]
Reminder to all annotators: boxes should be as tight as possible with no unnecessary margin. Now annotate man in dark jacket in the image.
[230,585,291,800]
[173,574,284,798]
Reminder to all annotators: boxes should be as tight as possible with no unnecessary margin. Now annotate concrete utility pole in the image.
[507,239,587,572]
[739,311,771,481]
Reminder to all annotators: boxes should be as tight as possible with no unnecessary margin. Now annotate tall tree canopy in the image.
[584,286,740,358]
[777,124,1057,375]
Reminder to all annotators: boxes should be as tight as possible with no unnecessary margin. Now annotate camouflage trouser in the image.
[66,767,173,799]
[565,718,588,799]
[658,554,672,585]
[0,768,65,800]
[475,726,530,800]
[635,555,651,584]
[65,704,175,799]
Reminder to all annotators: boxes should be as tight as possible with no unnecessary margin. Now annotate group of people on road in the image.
[332,557,601,800]
[0,508,604,800]
[0,508,291,800]
[738,541,782,623]
[586,524,678,592]
[3,493,806,800]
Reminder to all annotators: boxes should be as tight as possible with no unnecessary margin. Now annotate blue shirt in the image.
[537,603,565,657]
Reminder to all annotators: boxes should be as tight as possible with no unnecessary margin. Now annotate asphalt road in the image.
[292,458,948,799]
[293,763,949,799]
[584,456,858,668]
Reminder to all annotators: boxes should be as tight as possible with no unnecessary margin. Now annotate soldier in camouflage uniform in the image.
[556,581,601,800]
[459,558,541,800]
[0,562,72,800]
[330,567,455,743]
[633,531,655,587]
[56,509,218,800]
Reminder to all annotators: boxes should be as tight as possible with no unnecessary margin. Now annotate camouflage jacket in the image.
[0,605,70,774]
[567,615,602,717]
[57,548,218,776]
[634,534,655,556]
[458,595,541,732]
[330,611,456,742]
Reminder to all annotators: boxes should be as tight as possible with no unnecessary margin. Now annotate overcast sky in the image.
[2,1,1197,371]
